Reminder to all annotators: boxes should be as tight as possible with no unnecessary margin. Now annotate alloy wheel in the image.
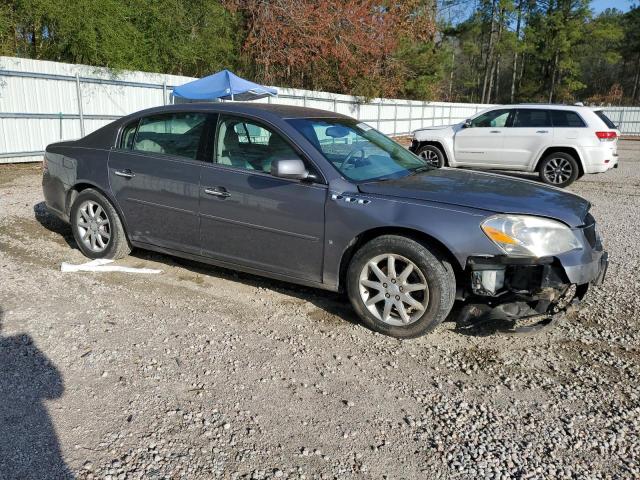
[419,149,441,167]
[358,253,429,326]
[543,157,573,184]
[75,200,111,253]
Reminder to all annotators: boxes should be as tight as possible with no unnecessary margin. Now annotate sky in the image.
[440,0,636,25]
[591,0,635,13]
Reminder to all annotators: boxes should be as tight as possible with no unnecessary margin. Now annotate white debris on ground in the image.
[61,258,162,274]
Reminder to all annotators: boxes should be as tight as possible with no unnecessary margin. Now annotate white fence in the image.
[1,56,639,164]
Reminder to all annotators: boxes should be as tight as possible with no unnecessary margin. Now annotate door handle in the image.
[536,130,549,133]
[489,130,501,133]
[114,169,135,178]
[204,187,231,198]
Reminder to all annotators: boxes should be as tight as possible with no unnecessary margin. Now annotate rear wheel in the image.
[346,235,456,339]
[538,152,579,188]
[70,188,131,259]
[416,144,445,168]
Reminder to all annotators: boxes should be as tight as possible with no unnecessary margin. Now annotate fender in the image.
[530,145,585,173]
[413,126,459,166]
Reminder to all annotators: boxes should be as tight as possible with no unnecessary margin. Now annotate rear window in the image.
[550,110,586,127]
[594,110,617,129]
[120,121,139,149]
[133,112,207,160]
[512,109,552,128]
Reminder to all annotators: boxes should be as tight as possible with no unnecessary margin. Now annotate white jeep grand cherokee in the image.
[410,104,619,188]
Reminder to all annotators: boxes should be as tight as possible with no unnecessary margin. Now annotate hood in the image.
[413,125,456,138]
[414,124,456,132]
[358,169,591,227]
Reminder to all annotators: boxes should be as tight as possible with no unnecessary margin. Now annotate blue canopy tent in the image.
[172,69,277,102]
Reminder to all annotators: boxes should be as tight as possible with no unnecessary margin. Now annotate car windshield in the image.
[287,118,430,182]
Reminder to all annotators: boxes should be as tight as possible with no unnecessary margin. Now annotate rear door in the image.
[108,111,211,254]
[454,109,511,166]
[502,109,553,169]
[198,114,327,282]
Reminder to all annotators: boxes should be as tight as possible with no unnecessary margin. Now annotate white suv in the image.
[410,104,619,187]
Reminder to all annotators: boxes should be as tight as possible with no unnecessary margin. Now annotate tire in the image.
[416,144,445,168]
[538,152,579,188]
[346,235,456,339]
[70,188,131,259]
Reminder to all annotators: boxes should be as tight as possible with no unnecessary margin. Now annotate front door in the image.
[199,114,326,282]
[502,109,553,169]
[108,111,210,254]
[454,108,511,166]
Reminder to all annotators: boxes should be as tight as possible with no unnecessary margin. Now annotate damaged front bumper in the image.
[461,228,608,331]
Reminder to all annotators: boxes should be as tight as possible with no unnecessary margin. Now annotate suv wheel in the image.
[346,235,456,339]
[70,188,131,259]
[416,145,445,168]
[538,152,579,188]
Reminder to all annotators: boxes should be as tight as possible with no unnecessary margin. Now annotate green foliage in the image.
[395,37,450,100]
[443,1,640,104]
[0,0,241,76]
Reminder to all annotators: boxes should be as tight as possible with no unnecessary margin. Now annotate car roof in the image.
[122,102,351,121]
[497,104,592,111]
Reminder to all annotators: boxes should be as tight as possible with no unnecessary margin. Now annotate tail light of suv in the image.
[595,131,617,142]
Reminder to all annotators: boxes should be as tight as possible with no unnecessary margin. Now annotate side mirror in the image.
[270,158,309,180]
[463,119,472,128]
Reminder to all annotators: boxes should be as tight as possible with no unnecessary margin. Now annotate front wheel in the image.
[346,235,456,339]
[415,144,445,168]
[538,153,579,188]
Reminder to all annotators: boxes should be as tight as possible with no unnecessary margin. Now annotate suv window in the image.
[132,112,207,160]
[215,115,301,173]
[595,110,617,129]
[470,109,511,128]
[513,109,552,128]
[550,110,586,127]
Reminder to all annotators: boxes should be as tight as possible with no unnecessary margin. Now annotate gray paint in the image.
[43,102,604,293]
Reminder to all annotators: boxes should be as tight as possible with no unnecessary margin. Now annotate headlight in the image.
[481,215,582,257]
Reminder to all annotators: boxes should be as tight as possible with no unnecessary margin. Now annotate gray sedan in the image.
[42,103,607,338]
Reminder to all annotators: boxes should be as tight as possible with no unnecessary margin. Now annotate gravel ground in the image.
[0,141,639,479]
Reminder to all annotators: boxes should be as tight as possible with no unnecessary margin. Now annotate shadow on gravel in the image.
[31,200,360,328]
[33,201,76,249]
[132,250,362,327]
[0,307,74,479]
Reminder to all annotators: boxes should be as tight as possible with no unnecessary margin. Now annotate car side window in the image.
[215,115,302,174]
[513,109,552,128]
[132,112,207,160]
[551,110,586,127]
[470,109,511,128]
[120,121,139,149]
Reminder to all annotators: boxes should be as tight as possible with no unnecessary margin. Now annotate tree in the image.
[227,0,437,99]
[0,0,241,76]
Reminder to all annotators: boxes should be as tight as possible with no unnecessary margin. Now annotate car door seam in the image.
[127,197,197,215]
[199,212,320,241]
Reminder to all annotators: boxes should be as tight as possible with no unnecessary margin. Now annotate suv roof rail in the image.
[514,102,575,106]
